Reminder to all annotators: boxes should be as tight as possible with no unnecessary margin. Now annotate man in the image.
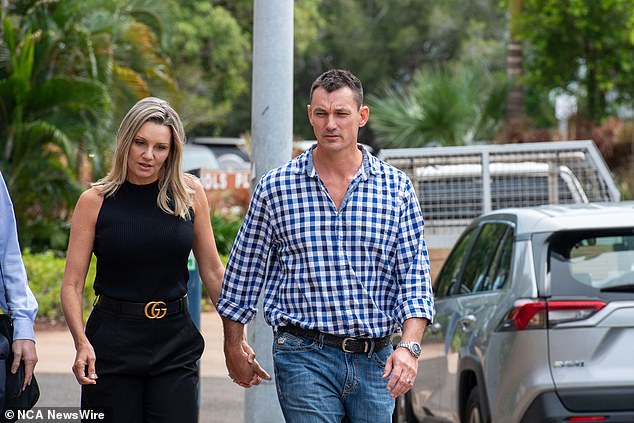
[218,69,434,422]
[0,171,39,410]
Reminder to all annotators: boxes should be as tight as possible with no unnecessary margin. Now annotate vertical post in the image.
[246,1,293,422]
[187,251,201,330]
[481,152,492,213]
[547,162,560,204]
[186,251,202,412]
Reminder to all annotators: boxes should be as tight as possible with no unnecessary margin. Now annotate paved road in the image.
[35,373,244,423]
[30,312,248,423]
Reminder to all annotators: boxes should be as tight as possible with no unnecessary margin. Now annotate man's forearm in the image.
[222,317,246,346]
[400,317,427,343]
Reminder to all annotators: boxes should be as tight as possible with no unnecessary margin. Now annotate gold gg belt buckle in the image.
[144,301,167,319]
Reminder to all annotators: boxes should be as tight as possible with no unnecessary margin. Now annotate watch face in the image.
[412,343,422,356]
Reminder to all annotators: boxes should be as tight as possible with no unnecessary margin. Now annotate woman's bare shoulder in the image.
[81,186,105,202]
[183,173,208,215]
[74,186,105,216]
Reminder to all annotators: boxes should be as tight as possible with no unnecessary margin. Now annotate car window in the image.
[435,227,478,298]
[460,222,509,294]
[550,230,634,296]
[483,227,513,291]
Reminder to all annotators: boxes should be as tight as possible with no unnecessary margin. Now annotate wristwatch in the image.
[396,341,422,358]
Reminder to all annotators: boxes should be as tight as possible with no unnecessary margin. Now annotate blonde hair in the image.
[93,97,193,219]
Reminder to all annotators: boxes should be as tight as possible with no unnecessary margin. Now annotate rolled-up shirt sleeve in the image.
[0,172,38,341]
[216,178,273,324]
[393,182,434,326]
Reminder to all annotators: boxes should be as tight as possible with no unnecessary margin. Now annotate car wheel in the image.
[464,387,483,423]
[392,391,416,423]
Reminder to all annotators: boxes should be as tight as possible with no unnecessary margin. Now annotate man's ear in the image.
[307,104,313,125]
[359,106,369,127]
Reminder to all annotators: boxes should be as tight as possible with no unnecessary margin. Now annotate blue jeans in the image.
[272,330,395,423]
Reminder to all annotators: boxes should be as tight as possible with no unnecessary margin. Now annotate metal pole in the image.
[246,1,293,422]
[481,152,492,213]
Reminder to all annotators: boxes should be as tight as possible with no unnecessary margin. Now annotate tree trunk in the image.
[506,38,523,122]
[505,0,524,126]
[585,39,602,124]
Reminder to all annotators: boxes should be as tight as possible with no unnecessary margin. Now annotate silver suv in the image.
[396,202,634,423]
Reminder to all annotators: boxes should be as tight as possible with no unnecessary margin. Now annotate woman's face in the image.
[126,121,172,184]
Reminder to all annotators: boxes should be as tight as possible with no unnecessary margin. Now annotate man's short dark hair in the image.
[310,69,364,107]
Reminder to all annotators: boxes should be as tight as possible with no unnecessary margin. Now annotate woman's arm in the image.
[188,176,225,306]
[60,188,103,385]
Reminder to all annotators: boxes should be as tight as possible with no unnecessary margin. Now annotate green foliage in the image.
[368,63,509,147]
[164,1,250,136]
[196,1,325,136]
[0,14,111,250]
[23,250,96,323]
[1,0,182,250]
[292,0,507,141]
[211,212,243,256]
[517,0,634,122]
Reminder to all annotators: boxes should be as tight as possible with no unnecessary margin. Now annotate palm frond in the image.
[369,62,509,147]
[112,64,150,98]
[11,120,75,168]
[28,76,110,120]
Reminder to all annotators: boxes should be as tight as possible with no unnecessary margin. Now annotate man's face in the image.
[307,87,369,153]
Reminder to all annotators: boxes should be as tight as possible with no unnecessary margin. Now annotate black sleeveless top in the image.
[93,180,195,302]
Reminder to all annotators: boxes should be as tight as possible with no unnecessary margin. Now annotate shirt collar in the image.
[292,144,382,179]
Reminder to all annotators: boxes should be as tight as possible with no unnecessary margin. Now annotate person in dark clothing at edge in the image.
[60,97,231,422]
[218,69,435,422]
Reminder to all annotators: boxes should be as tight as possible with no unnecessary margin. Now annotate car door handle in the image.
[428,322,442,334]
[459,314,477,331]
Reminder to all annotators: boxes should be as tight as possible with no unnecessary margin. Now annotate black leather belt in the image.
[95,295,188,319]
[280,325,391,353]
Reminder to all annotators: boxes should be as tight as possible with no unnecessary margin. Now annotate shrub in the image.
[23,250,96,323]
[211,213,243,256]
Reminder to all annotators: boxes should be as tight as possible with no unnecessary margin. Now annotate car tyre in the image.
[392,391,417,423]
[464,387,484,423]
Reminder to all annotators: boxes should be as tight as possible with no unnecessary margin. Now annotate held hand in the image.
[11,340,38,391]
[383,348,418,398]
[224,340,271,388]
[240,339,271,383]
[72,341,98,385]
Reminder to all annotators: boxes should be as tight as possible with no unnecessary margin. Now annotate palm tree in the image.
[505,0,524,124]
[367,63,508,148]
[1,0,179,250]
[18,0,179,176]
[0,16,111,250]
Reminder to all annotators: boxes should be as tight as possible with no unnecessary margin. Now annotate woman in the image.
[60,97,225,422]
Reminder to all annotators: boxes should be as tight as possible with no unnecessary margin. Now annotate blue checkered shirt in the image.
[216,146,434,337]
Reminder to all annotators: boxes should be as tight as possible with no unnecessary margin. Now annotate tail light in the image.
[566,417,606,422]
[499,299,606,330]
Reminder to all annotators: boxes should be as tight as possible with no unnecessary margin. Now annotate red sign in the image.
[200,169,251,215]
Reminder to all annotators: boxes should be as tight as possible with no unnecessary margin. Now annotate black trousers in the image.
[81,305,204,423]
[0,330,8,416]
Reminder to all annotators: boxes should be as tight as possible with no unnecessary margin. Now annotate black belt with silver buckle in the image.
[280,325,391,353]
[95,295,188,319]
